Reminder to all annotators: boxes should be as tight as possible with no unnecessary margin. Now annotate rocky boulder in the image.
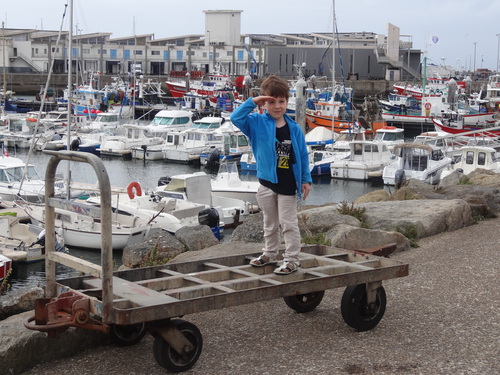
[0,311,108,375]
[122,225,219,269]
[0,287,44,321]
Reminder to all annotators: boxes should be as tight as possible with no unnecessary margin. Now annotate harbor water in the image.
[5,148,388,291]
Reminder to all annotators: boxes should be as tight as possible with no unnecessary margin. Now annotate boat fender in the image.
[127,181,143,199]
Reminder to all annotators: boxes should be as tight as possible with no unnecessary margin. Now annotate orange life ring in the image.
[27,117,37,122]
[315,110,322,116]
[127,182,142,199]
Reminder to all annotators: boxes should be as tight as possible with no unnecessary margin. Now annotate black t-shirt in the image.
[259,123,296,195]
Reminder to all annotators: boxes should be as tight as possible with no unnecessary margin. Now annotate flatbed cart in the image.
[25,151,410,373]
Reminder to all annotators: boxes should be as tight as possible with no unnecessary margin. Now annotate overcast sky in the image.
[2,0,499,72]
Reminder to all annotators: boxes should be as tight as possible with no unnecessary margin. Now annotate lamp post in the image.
[206,30,211,72]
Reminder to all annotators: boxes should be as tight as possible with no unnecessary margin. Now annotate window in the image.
[478,152,486,165]
[152,50,160,56]
[135,50,143,55]
[83,49,90,54]
[465,151,474,165]
[227,50,233,56]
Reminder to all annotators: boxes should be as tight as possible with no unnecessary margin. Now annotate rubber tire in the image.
[153,319,203,373]
[341,284,387,331]
[283,291,325,313]
[109,323,147,346]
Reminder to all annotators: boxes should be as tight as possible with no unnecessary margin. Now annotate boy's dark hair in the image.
[260,75,289,99]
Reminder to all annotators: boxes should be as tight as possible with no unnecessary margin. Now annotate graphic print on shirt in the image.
[276,139,292,169]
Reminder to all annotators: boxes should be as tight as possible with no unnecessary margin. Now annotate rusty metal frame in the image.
[42,150,114,323]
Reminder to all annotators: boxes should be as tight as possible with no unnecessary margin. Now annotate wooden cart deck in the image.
[56,244,408,325]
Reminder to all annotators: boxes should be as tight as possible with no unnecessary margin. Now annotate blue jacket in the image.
[230,98,312,197]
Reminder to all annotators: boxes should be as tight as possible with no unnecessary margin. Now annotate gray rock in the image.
[298,205,361,232]
[175,225,220,251]
[0,287,44,321]
[325,224,410,253]
[231,212,264,243]
[122,231,186,268]
[359,199,472,238]
[0,311,108,375]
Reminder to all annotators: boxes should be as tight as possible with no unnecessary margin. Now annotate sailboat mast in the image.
[331,0,336,133]
[66,0,73,198]
[2,22,6,109]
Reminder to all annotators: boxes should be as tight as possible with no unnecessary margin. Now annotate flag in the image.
[431,36,439,44]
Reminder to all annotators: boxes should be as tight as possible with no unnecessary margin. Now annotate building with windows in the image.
[0,10,422,82]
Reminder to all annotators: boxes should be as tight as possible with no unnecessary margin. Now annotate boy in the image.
[230,75,312,275]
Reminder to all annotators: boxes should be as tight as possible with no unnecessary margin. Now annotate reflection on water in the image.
[5,148,389,291]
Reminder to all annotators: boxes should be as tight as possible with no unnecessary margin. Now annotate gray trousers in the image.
[256,185,301,264]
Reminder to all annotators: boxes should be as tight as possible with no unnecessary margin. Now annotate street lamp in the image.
[206,30,211,72]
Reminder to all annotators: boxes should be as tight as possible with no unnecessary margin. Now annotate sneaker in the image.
[249,255,278,267]
[274,261,300,275]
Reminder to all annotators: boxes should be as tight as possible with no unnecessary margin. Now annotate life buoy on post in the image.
[127,182,142,199]
[424,102,432,117]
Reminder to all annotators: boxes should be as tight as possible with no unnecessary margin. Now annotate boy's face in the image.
[263,96,288,120]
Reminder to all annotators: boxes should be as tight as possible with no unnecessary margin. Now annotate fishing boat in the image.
[432,118,500,137]
[165,62,235,99]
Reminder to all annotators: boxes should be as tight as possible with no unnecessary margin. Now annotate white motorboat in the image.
[211,162,259,204]
[372,126,405,151]
[97,123,164,157]
[0,155,66,203]
[85,182,217,230]
[309,128,367,176]
[24,201,165,251]
[132,116,228,162]
[79,112,125,135]
[383,142,453,186]
[440,145,500,180]
[0,212,67,262]
[145,109,194,136]
[330,140,393,181]
[0,213,45,263]
[159,117,228,163]
[155,171,257,228]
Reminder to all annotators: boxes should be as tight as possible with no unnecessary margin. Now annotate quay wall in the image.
[2,73,486,99]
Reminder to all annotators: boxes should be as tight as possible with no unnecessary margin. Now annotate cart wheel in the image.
[109,323,147,346]
[341,284,386,331]
[153,319,203,373]
[284,291,325,313]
